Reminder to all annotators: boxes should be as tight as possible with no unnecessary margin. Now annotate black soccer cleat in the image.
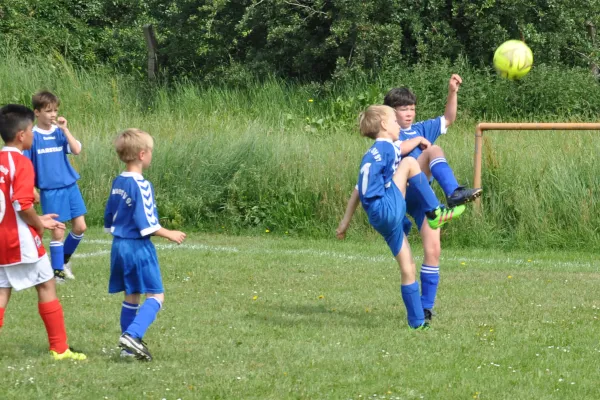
[119,333,152,361]
[53,269,66,284]
[447,186,483,208]
[424,309,436,322]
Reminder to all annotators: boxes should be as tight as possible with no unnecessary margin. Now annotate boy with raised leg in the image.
[355,105,464,329]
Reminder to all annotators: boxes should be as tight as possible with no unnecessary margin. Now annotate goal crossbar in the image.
[473,122,600,210]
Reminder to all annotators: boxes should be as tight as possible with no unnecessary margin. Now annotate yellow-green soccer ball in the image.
[493,40,533,80]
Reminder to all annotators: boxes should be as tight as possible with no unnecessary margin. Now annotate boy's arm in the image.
[56,117,82,155]
[443,74,462,128]
[153,227,186,244]
[398,137,431,156]
[336,188,360,240]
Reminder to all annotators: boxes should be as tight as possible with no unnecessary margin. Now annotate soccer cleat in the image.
[50,347,87,361]
[409,322,431,331]
[447,186,483,208]
[54,269,66,284]
[63,262,75,280]
[119,333,152,361]
[424,309,436,322]
[426,205,466,230]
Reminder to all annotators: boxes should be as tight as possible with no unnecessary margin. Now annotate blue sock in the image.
[407,173,440,213]
[63,232,84,263]
[401,282,425,328]
[49,241,64,271]
[420,265,440,310]
[125,297,162,339]
[430,157,460,196]
[120,301,140,334]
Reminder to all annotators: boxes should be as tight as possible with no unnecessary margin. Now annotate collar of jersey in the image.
[121,171,145,179]
[1,146,22,154]
[375,138,394,144]
[400,126,416,134]
[34,125,58,135]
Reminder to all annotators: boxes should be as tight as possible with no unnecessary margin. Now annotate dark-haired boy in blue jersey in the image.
[355,105,465,330]
[104,128,186,361]
[24,91,86,282]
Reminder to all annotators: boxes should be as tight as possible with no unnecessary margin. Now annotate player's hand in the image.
[167,230,186,244]
[336,221,349,240]
[56,117,68,130]
[419,138,431,150]
[448,74,462,93]
[33,189,40,204]
[40,214,66,231]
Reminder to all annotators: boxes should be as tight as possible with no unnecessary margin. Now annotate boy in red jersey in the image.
[0,104,85,360]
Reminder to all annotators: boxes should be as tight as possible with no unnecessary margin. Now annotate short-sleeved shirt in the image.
[104,172,161,239]
[0,147,46,266]
[399,116,447,159]
[357,138,402,211]
[23,125,80,189]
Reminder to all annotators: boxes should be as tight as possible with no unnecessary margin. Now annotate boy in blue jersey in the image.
[337,75,480,322]
[104,128,186,361]
[24,91,87,282]
[355,105,465,329]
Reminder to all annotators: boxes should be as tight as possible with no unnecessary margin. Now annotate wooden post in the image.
[473,123,600,211]
[143,24,158,81]
[586,21,599,79]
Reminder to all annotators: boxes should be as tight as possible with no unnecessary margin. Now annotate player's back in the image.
[357,139,399,208]
[0,149,45,265]
[104,172,160,240]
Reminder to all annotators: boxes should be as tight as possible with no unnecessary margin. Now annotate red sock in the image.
[0,307,5,329]
[38,299,68,353]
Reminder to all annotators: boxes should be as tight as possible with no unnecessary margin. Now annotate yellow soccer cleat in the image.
[50,347,87,361]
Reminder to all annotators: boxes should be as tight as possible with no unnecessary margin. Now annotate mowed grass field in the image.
[1,229,600,399]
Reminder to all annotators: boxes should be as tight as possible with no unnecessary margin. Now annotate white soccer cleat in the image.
[63,262,75,280]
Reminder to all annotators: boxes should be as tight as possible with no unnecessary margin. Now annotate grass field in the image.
[1,229,599,399]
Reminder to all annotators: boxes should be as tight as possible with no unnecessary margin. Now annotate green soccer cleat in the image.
[426,205,466,230]
[409,322,431,331]
[50,347,87,361]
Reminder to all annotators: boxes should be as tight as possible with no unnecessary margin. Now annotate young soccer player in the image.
[355,105,465,329]
[337,75,481,321]
[104,128,186,361]
[24,91,86,282]
[0,104,86,360]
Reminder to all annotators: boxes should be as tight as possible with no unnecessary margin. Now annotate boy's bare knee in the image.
[147,293,164,304]
[72,218,87,235]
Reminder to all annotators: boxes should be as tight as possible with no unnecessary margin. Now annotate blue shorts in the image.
[366,182,406,257]
[109,237,164,295]
[40,184,87,222]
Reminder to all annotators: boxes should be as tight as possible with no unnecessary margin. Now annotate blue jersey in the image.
[399,116,447,159]
[104,172,161,239]
[357,139,401,210]
[23,125,80,189]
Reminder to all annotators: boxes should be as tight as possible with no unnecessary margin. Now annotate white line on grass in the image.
[73,239,600,269]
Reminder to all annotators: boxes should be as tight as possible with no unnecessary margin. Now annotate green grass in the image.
[1,229,600,399]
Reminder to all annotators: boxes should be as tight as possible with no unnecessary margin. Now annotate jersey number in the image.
[0,189,5,224]
[360,163,371,195]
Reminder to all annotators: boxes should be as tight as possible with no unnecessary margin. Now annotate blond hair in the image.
[114,128,154,162]
[358,105,392,139]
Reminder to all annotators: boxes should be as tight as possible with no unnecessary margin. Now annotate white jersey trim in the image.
[440,116,448,134]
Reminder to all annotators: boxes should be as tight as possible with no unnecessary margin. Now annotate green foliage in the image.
[1,0,599,82]
[2,52,600,250]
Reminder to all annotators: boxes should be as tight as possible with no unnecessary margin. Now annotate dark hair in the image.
[32,90,60,111]
[0,104,35,143]
[383,87,417,108]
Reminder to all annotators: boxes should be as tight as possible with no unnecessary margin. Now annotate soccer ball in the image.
[493,40,533,80]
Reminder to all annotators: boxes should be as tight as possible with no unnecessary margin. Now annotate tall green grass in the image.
[1,50,600,250]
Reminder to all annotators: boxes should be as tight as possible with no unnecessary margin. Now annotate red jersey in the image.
[0,147,45,266]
